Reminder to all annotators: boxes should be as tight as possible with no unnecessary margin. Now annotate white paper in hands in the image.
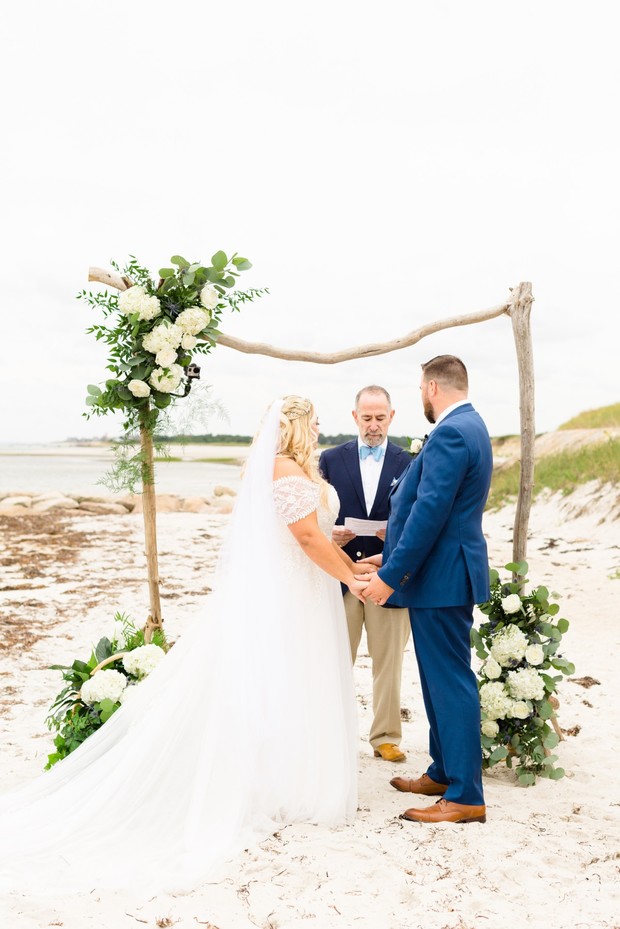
[343,517,388,537]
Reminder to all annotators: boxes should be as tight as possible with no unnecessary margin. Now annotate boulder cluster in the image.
[0,486,237,517]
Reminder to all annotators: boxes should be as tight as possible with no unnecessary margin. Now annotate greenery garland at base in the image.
[45,614,167,769]
[473,561,574,786]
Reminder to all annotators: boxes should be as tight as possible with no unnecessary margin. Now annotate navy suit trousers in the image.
[409,604,484,806]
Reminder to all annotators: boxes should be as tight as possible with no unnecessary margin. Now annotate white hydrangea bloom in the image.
[155,347,178,368]
[501,594,523,615]
[479,681,514,720]
[181,333,197,350]
[118,285,161,322]
[506,667,546,701]
[176,306,210,336]
[81,669,127,706]
[150,364,184,394]
[483,656,502,679]
[481,719,499,737]
[122,644,166,679]
[128,379,151,398]
[509,701,531,719]
[200,284,219,309]
[490,624,528,667]
[143,323,183,354]
[525,643,545,666]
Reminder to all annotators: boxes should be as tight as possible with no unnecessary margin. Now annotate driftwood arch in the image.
[88,268,535,635]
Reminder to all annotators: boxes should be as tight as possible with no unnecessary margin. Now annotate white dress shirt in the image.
[357,437,388,515]
[434,399,470,427]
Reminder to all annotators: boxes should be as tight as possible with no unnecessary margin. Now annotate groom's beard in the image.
[423,400,436,424]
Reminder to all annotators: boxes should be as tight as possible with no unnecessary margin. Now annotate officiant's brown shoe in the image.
[400,798,486,824]
[390,773,448,796]
[374,743,406,763]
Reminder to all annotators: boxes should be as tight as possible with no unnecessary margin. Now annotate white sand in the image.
[0,484,618,929]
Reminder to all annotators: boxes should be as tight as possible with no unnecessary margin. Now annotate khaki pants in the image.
[344,592,411,749]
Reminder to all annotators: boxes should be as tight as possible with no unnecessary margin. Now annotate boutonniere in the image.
[390,477,399,487]
[408,434,428,457]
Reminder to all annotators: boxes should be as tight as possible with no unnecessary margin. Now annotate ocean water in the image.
[0,447,244,498]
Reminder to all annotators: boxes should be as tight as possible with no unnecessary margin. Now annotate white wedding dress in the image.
[0,400,358,895]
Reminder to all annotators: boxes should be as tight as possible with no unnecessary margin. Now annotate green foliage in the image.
[79,252,267,490]
[474,561,574,784]
[558,402,620,430]
[486,437,620,510]
[45,612,168,769]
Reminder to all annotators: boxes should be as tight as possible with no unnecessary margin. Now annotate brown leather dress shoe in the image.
[400,798,486,824]
[373,743,407,763]
[390,773,448,795]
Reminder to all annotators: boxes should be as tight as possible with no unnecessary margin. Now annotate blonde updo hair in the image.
[278,396,328,498]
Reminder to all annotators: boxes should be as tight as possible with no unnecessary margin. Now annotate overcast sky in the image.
[2,0,618,444]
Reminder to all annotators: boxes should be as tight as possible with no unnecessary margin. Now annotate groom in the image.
[359,355,492,824]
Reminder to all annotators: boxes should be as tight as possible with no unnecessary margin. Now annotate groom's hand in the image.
[359,573,394,607]
[357,553,382,567]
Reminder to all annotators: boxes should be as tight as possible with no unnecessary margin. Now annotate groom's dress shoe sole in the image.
[390,773,448,796]
[400,799,486,824]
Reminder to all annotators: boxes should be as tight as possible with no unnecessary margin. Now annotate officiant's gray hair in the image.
[421,355,468,391]
[355,385,392,408]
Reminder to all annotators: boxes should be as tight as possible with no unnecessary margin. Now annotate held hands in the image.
[354,552,394,605]
[347,578,367,603]
[355,572,395,607]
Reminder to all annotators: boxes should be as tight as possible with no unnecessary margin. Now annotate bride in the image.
[0,396,366,894]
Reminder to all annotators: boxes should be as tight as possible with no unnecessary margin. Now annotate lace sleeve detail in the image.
[272,476,321,525]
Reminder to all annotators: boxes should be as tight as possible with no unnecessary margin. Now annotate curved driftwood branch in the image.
[508,282,535,572]
[215,304,510,363]
[88,268,510,364]
[89,267,133,291]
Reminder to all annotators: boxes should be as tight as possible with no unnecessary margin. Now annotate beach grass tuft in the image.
[558,402,620,430]
[486,437,620,510]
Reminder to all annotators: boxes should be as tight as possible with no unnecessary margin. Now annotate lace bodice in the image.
[273,476,339,538]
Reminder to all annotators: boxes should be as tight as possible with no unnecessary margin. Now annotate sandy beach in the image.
[0,483,619,929]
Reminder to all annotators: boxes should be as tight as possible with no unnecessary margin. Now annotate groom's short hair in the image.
[355,385,392,408]
[421,355,468,391]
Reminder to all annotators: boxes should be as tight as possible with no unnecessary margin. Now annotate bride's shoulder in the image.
[273,456,307,482]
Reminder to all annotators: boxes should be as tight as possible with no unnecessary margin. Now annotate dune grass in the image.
[486,437,620,510]
[559,402,620,430]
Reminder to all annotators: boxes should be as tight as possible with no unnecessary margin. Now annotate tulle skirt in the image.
[0,550,358,894]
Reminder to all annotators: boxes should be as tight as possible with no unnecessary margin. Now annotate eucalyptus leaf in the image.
[87,384,102,396]
[211,250,228,270]
[171,255,190,268]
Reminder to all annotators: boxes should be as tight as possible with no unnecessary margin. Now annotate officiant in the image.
[319,386,411,762]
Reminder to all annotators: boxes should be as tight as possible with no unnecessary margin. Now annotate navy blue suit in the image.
[319,440,411,566]
[378,403,492,805]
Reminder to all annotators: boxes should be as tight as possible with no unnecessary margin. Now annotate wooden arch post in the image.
[508,282,535,571]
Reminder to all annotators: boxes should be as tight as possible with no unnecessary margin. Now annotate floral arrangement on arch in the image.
[472,561,574,786]
[45,614,166,768]
[79,251,266,437]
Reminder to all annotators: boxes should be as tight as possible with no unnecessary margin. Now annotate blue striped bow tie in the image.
[360,445,384,461]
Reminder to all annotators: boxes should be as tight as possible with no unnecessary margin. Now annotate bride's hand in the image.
[347,579,367,603]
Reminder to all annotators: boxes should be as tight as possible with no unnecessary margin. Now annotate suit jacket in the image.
[319,439,411,563]
[378,403,492,608]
